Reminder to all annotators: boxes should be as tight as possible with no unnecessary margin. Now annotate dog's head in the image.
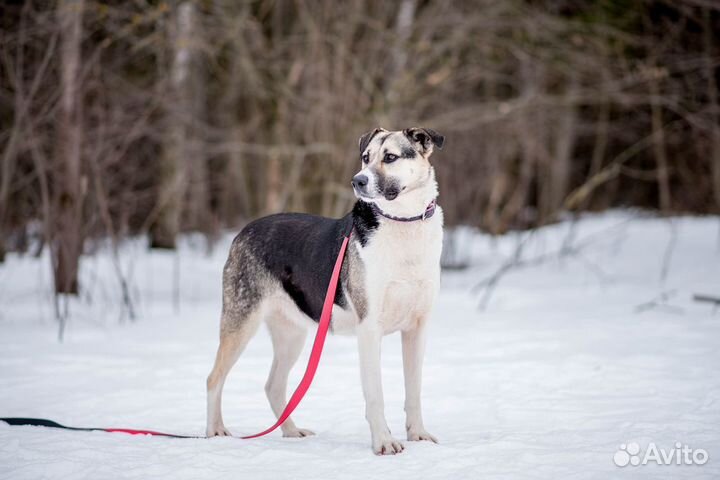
[351,127,444,203]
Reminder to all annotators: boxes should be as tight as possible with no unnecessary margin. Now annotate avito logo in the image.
[614,442,709,467]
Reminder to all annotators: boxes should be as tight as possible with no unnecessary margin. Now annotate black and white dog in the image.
[206,127,445,455]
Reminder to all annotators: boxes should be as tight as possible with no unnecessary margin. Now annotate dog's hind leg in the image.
[264,314,313,437]
[206,311,262,437]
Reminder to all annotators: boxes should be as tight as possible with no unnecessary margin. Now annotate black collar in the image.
[370,199,437,222]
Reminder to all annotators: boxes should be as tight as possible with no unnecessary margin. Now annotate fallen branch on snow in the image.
[693,294,720,305]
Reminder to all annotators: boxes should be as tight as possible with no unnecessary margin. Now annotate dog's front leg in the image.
[357,323,404,455]
[402,324,438,443]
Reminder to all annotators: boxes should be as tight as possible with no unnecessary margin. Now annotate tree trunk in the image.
[385,0,416,109]
[151,1,206,248]
[649,72,671,213]
[184,3,209,233]
[547,76,578,219]
[216,3,254,224]
[501,58,542,230]
[264,2,290,216]
[704,8,720,211]
[53,0,85,294]
[585,90,610,210]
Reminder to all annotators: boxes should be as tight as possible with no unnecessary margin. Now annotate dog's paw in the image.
[206,425,232,437]
[407,428,438,443]
[373,435,405,455]
[282,427,315,438]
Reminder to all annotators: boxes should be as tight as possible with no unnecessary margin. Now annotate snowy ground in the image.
[0,211,719,479]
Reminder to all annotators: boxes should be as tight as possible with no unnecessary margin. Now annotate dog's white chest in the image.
[360,212,443,334]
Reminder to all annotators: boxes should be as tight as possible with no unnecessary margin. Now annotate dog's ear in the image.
[404,128,445,151]
[358,128,384,154]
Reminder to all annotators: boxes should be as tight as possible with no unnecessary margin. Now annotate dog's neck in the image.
[371,167,439,219]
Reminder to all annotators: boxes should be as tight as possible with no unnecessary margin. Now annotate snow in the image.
[0,211,719,479]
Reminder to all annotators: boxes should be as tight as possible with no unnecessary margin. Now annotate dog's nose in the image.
[351,174,368,190]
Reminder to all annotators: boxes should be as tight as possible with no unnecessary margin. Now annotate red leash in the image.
[1,227,353,440]
[241,230,350,439]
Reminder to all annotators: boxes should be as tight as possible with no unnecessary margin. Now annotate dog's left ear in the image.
[404,128,445,151]
[358,128,384,154]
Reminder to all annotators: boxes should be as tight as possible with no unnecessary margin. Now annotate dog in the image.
[206,127,445,455]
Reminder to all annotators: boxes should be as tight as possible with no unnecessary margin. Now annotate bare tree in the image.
[52,0,85,294]
[649,68,672,213]
[151,1,207,248]
[704,7,720,211]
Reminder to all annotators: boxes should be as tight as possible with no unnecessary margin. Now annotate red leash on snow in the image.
[1,225,353,440]
[240,226,351,439]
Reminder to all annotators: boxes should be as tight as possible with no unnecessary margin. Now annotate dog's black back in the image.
[237,201,377,321]
[241,212,347,321]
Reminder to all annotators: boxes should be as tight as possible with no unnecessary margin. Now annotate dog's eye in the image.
[384,153,398,164]
[361,153,369,164]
